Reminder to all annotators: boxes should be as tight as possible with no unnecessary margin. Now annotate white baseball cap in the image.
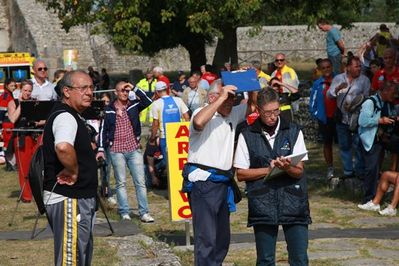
[155,81,168,91]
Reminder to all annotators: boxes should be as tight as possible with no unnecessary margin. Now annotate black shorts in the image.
[318,118,336,144]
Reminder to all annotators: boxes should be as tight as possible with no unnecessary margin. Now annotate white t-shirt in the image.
[151,96,189,138]
[31,77,58,100]
[234,119,308,169]
[188,103,246,171]
[44,112,78,205]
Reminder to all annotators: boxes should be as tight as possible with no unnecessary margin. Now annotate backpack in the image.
[28,144,46,214]
[28,110,65,215]
[348,95,380,132]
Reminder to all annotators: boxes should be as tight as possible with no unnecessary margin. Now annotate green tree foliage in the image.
[360,0,399,23]
[38,0,379,70]
[38,0,263,70]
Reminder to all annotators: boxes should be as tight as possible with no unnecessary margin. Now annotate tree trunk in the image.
[212,27,238,70]
[181,35,207,73]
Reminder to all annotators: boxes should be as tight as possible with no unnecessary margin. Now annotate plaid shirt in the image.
[110,103,139,153]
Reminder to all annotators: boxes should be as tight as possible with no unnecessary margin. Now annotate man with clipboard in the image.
[234,89,310,266]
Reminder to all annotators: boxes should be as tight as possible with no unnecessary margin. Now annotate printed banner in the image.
[165,122,192,222]
[63,49,78,70]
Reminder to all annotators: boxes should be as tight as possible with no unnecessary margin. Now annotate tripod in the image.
[8,176,29,227]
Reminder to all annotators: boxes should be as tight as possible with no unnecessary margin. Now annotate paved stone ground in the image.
[1,216,398,265]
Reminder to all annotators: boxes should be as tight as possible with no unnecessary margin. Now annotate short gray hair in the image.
[153,66,163,74]
[57,70,89,99]
[209,79,222,94]
[257,89,280,107]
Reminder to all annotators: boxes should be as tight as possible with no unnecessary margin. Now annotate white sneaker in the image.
[379,205,397,216]
[358,200,380,212]
[326,167,334,179]
[121,214,131,221]
[330,177,340,190]
[107,197,117,205]
[140,213,154,223]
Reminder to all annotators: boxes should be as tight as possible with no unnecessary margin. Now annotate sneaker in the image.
[121,214,131,221]
[379,206,397,216]
[358,200,380,212]
[107,197,117,205]
[326,167,334,180]
[330,177,340,190]
[140,213,154,223]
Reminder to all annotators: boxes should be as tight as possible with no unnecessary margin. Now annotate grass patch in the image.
[358,248,371,258]
[0,238,118,266]
[173,248,193,266]
[311,259,344,266]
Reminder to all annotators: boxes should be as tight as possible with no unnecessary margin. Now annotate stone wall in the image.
[8,0,96,77]
[237,23,399,63]
[0,0,10,51]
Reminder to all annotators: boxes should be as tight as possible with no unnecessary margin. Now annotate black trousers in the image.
[189,180,230,266]
[361,141,383,203]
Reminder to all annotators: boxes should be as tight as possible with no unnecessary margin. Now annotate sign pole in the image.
[185,221,190,246]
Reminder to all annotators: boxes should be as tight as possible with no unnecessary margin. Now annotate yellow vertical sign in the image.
[165,122,192,222]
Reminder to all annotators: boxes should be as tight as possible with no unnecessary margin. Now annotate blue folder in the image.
[221,69,261,92]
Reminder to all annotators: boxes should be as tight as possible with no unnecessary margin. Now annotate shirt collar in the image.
[32,76,50,87]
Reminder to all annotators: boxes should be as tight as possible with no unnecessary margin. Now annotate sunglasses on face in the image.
[37,67,48,71]
[275,59,285,62]
[120,89,131,94]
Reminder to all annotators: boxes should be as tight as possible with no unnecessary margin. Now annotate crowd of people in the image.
[0,20,398,265]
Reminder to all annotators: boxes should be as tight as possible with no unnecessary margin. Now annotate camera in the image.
[97,157,106,167]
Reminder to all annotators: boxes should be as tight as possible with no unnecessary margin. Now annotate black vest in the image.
[43,103,98,198]
[241,118,311,226]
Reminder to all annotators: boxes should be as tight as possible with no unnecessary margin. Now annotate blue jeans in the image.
[328,54,342,74]
[336,123,365,176]
[254,224,308,266]
[110,149,149,216]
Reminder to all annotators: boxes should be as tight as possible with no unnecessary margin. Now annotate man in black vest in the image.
[234,89,310,266]
[43,70,98,266]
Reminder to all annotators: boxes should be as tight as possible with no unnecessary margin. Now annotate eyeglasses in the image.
[68,85,94,93]
[37,67,48,71]
[275,59,285,62]
[258,107,280,117]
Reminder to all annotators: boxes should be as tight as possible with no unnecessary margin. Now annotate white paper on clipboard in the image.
[264,151,308,180]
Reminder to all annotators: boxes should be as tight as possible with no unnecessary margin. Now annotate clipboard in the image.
[264,151,308,181]
[221,69,261,92]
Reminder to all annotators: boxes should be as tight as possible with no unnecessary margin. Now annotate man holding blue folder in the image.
[184,79,256,265]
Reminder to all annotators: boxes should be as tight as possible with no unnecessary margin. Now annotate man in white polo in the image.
[185,79,256,265]
[31,59,58,100]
